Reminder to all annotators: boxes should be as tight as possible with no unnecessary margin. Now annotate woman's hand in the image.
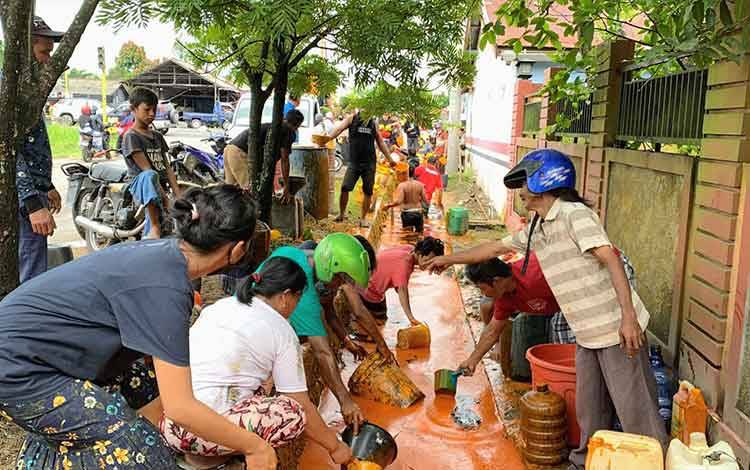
[329,441,353,465]
[245,440,277,470]
[341,399,365,434]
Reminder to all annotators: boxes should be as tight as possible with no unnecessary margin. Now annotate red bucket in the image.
[526,343,579,446]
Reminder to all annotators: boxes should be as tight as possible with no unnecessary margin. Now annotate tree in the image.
[343,83,450,128]
[101,0,478,222]
[68,67,98,79]
[0,0,99,297]
[482,0,750,124]
[111,40,155,79]
[0,40,4,68]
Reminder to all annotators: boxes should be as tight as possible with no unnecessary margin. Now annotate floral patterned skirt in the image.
[161,392,306,456]
[1,369,175,469]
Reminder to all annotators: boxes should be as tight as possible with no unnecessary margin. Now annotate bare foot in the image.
[359,219,371,228]
[334,214,347,222]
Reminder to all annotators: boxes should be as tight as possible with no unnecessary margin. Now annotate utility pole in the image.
[97,46,108,124]
[446,87,461,175]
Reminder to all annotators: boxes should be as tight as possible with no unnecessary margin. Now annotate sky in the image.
[33,0,179,72]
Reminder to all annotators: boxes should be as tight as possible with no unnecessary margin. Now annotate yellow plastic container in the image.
[585,430,664,470]
[347,460,383,470]
[671,381,708,445]
[396,323,431,349]
[666,432,739,470]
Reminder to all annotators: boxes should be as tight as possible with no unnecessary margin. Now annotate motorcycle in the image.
[168,133,226,186]
[62,160,174,252]
[79,117,113,163]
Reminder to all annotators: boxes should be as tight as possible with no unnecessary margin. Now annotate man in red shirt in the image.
[414,156,443,207]
[458,253,560,376]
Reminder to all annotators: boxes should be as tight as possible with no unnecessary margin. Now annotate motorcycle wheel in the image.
[85,197,116,252]
[72,188,94,240]
[82,147,93,162]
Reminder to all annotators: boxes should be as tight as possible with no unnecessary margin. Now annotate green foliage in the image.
[67,68,98,79]
[47,123,82,158]
[483,0,750,129]
[287,55,343,98]
[113,41,155,79]
[343,82,448,128]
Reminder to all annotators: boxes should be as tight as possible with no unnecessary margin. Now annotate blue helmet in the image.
[504,149,576,193]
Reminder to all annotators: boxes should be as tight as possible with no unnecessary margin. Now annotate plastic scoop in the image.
[434,368,468,395]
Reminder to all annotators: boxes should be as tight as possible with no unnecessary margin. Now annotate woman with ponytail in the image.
[0,185,282,469]
[165,257,353,468]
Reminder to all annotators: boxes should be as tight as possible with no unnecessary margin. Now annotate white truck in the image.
[226,93,321,144]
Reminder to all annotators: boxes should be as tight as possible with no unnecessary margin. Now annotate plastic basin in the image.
[526,343,580,446]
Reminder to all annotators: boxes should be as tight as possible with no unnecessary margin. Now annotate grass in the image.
[47,122,82,159]
[333,177,363,220]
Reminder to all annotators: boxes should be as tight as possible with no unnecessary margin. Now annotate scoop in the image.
[341,422,398,469]
[434,368,468,396]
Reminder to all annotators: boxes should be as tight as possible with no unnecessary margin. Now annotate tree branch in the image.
[289,27,336,70]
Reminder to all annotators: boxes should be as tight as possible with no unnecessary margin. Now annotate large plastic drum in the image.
[527,343,580,446]
[290,145,329,220]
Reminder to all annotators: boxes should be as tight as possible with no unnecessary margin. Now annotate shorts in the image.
[342,163,376,195]
[401,210,424,232]
[360,295,387,319]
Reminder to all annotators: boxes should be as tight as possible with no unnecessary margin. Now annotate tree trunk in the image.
[258,58,290,224]
[0,1,29,298]
[244,40,271,195]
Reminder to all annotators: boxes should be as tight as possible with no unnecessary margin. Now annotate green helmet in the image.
[314,233,371,288]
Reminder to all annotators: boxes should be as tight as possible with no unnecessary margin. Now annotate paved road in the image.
[50,127,217,246]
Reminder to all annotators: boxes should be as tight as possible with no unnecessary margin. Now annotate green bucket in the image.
[447,207,469,236]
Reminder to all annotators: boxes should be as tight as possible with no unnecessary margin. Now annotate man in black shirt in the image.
[225,109,304,205]
[329,111,395,224]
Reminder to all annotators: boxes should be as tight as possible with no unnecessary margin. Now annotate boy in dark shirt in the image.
[121,87,181,238]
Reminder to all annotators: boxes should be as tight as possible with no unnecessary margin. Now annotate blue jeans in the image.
[18,196,48,284]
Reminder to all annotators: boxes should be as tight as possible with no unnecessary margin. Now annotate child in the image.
[165,257,352,468]
[385,165,428,232]
[427,149,667,468]
[121,87,181,238]
[414,156,443,213]
[359,237,445,326]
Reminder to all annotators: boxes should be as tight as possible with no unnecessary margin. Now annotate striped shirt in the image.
[504,199,649,349]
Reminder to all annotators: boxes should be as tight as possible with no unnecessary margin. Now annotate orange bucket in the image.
[395,162,409,182]
[527,344,579,446]
[396,323,431,349]
[349,351,425,408]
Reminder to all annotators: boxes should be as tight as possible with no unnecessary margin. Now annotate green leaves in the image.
[342,82,447,127]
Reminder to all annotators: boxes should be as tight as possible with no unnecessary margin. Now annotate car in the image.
[226,93,320,145]
[50,98,113,126]
[108,100,178,135]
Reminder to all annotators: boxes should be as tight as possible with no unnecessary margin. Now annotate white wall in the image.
[464,45,518,220]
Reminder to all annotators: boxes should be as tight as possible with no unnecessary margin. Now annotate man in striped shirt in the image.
[427,149,667,468]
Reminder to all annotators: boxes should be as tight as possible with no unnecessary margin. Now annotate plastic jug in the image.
[671,381,708,445]
[520,384,567,466]
[651,345,674,432]
[446,207,468,235]
[396,323,431,349]
[586,430,664,470]
[666,432,739,470]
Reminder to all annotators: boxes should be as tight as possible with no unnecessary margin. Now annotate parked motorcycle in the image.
[168,133,226,186]
[62,160,174,252]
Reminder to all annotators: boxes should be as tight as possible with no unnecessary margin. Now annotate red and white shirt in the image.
[492,253,560,321]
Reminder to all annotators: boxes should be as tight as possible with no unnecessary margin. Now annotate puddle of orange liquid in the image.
[299,210,526,470]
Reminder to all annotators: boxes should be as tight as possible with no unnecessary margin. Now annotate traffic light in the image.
[97,47,105,71]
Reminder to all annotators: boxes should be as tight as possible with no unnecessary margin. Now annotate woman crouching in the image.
[162,257,353,468]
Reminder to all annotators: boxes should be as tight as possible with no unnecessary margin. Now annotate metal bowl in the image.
[341,422,398,468]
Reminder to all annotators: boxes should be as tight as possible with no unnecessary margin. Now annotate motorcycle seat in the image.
[90,160,128,183]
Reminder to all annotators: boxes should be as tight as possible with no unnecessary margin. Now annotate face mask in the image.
[208,239,256,276]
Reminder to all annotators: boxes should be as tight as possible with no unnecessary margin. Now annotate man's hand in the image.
[329,441,353,465]
[47,189,62,215]
[407,316,421,326]
[619,308,644,358]
[458,358,479,377]
[377,343,397,365]
[340,398,365,434]
[244,441,277,470]
[344,339,367,361]
[424,255,451,274]
[281,187,292,204]
[29,208,56,236]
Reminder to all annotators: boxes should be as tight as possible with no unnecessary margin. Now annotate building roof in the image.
[482,0,578,49]
[124,57,245,93]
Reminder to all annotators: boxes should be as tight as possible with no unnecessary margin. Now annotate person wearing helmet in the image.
[426,148,667,468]
[252,233,373,434]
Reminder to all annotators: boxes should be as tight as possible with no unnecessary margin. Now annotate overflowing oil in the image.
[451,395,482,430]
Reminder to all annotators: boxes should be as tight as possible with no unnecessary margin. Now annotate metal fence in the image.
[523,99,541,135]
[554,98,592,136]
[617,67,708,145]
